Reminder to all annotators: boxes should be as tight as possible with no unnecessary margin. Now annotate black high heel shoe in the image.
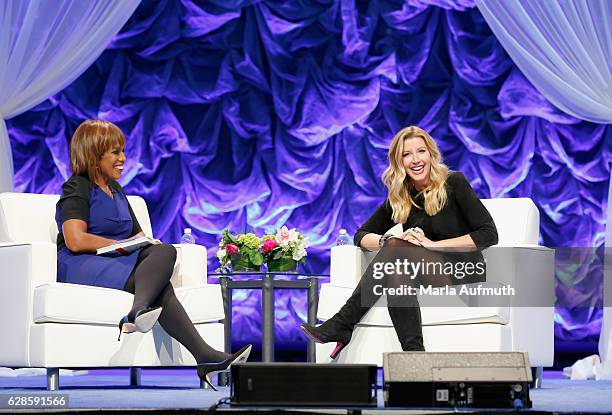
[117,306,163,341]
[197,344,252,391]
[300,322,352,359]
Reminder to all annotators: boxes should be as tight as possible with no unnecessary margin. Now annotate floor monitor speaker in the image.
[231,362,377,407]
[384,352,532,408]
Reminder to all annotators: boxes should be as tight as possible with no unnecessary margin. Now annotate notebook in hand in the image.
[96,236,161,256]
[386,223,404,238]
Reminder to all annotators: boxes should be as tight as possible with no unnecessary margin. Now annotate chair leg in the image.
[531,366,543,389]
[218,372,229,387]
[46,368,59,391]
[129,367,141,386]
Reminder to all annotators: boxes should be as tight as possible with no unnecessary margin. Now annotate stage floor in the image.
[0,369,610,413]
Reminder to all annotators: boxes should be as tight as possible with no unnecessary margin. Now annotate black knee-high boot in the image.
[301,242,401,348]
[302,239,428,353]
[301,280,368,347]
[387,297,425,351]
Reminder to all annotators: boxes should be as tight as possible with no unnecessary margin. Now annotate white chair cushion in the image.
[481,198,539,245]
[317,284,509,326]
[33,283,224,325]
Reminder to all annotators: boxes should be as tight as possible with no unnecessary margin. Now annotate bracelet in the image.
[379,233,393,248]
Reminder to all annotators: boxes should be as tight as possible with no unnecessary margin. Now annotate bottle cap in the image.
[184,228,192,234]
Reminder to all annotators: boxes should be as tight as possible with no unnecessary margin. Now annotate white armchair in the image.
[317,198,555,377]
[0,192,224,390]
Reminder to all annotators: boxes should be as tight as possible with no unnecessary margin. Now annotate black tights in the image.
[123,244,227,364]
[329,238,453,351]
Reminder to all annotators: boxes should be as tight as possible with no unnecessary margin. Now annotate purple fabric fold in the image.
[7,0,610,350]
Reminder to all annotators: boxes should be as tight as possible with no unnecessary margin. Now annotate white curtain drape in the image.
[0,0,141,193]
[476,0,612,377]
[476,0,611,124]
[600,180,612,375]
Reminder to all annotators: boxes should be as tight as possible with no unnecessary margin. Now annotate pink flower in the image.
[262,238,277,253]
[279,227,290,240]
[225,243,239,256]
[275,226,298,245]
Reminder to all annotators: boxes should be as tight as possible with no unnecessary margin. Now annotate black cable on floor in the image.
[208,396,231,411]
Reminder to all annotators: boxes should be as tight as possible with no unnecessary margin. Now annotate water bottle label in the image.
[336,232,351,246]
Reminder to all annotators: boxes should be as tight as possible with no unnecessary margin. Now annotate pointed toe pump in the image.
[118,306,163,341]
[196,344,252,391]
[300,323,352,359]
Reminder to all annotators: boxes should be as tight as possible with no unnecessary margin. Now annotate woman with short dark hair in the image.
[56,119,250,389]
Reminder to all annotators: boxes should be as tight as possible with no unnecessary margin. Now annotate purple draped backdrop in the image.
[7,0,611,354]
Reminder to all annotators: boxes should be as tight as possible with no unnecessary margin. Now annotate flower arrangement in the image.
[217,230,263,272]
[217,227,309,272]
[262,226,309,271]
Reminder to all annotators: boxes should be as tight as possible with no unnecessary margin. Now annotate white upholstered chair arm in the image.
[171,243,207,287]
[483,246,555,291]
[330,245,366,288]
[483,245,555,366]
[0,242,57,287]
[493,244,552,251]
[0,242,57,366]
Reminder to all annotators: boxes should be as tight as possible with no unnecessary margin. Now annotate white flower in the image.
[216,249,226,260]
[292,246,307,261]
[272,227,309,261]
[288,228,299,242]
[299,237,309,249]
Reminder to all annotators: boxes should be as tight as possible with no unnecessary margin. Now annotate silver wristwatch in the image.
[379,233,393,248]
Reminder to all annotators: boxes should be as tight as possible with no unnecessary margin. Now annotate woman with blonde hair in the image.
[55,119,250,389]
[301,126,498,357]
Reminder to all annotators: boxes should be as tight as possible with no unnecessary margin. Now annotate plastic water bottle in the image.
[180,228,196,244]
[336,229,352,246]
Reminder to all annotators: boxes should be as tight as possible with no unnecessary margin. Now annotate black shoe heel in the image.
[118,318,124,341]
[200,372,217,391]
[118,316,136,341]
[196,344,252,391]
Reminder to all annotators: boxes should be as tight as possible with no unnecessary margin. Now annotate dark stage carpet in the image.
[0,369,610,414]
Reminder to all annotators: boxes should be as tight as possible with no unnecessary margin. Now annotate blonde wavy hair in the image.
[70,120,125,182]
[382,126,449,223]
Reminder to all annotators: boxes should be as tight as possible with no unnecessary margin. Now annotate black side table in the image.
[214,271,328,361]
[211,271,328,386]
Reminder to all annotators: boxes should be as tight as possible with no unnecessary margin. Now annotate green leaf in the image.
[227,232,239,244]
[273,250,283,260]
[252,252,264,266]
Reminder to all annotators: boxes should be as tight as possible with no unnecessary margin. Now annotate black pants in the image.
[330,238,458,351]
[122,244,227,364]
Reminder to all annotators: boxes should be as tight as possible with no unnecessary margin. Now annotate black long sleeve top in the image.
[354,172,498,250]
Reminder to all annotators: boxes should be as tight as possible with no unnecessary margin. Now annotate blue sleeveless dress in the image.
[55,186,142,290]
